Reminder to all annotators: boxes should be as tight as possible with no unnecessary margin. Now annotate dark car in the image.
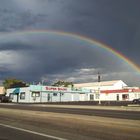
[132,98,140,104]
[0,95,11,103]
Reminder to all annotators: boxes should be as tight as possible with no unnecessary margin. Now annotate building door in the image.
[48,94,50,102]
[116,94,119,101]
[90,94,94,101]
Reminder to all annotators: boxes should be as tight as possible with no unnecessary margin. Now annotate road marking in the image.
[0,123,67,140]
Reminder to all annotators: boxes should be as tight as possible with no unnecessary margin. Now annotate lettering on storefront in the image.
[46,86,67,91]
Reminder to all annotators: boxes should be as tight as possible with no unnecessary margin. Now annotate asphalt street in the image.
[0,104,140,140]
[0,124,60,140]
[0,104,140,120]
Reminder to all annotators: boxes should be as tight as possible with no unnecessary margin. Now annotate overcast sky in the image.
[0,0,140,86]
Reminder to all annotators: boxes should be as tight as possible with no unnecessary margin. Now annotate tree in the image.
[52,80,73,87]
[3,78,28,89]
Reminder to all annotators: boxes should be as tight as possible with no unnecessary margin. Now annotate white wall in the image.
[129,92,140,101]
[6,87,30,103]
[94,92,140,101]
[6,85,139,103]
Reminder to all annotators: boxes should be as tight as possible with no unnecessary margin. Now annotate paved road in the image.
[0,105,140,140]
[0,124,61,140]
[0,104,140,120]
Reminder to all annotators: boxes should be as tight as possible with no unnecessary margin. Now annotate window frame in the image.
[31,92,40,97]
[53,93,58,96]
[20,92,26,100]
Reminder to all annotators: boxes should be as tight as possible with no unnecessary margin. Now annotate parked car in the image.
[0,95,11,103]
[132,98,140,104]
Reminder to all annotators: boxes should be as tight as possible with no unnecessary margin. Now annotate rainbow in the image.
[1,29,140,73]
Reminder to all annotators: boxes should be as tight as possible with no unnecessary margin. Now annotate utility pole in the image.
[40,80,44,103]
[60,92,62,102]
[98,72,101,105]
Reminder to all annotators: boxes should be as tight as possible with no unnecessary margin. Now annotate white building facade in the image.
[6,85,90,103]
[74,80,140,101]
[6,80,140,103]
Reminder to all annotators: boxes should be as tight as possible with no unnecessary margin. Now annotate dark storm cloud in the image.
[0,8,47,32]
[41,0,140,66]
[0,34,136,84]
[0,42,35,51]
[0,0,140,86]
[63,1,140,56]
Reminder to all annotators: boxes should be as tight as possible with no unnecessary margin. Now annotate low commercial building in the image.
[0,87,5,95]
[74,80,140,101]
[74,80,127,90]
[6,80,140,103]
[6,85,90,103]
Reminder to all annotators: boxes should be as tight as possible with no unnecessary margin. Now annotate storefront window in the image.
[90,94,94,100]
[20,92,25,100]
[122,94,129,100]
[32,92,40,97]
[95,94,99,99]
[53,93,57,96]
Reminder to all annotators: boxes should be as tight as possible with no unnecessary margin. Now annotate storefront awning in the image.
[12,88,20,94]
